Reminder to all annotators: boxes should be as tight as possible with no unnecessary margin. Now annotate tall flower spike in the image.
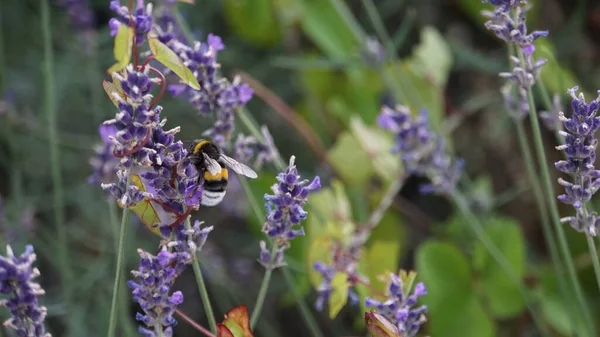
[154,8,254,148]
[0,245,51,337]
[89,124,120,186]
[482,3,548,47]
[129,248,186,337]
[365,273,427,337]
[555,87,600,236]
[378,105,463,195]
[259,156,321,269]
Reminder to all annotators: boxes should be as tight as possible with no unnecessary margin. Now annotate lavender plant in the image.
[0,245,51,337]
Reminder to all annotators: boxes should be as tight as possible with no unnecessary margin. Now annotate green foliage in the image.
[327,131,376,189]
[148,33,201,90]
[329,272,350,318]
[472,217,526,318]
[534,39,579,95]
[108,25,133,73]
[223,0,282,47]
[417,241,496,337]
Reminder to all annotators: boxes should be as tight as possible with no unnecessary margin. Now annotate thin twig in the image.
[175,309,217,337]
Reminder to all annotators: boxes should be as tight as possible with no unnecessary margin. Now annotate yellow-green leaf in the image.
[108,25,134,74]
[365,311,400,337]
[103,80,123,108]
[306,234,335,288]
[329,272,349,319]
[220,305,253,337]
[148,32,201,90]
[349,116,402,182]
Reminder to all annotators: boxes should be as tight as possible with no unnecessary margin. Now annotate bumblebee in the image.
[187,140,258,206]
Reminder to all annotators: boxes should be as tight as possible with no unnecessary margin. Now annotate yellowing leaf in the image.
[307,235,335,288]
[103,81,123,108]
[220,305,253,337]
[365,311,400,337]
[148,32,201,90]
[329,272,349,319]
[108,25,134,73]
[177,0,195,3]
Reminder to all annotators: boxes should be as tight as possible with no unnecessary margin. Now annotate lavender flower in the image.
[129,248,185,337]
[109,0,153,44]
[234,126,280,170]
[540,93,564,132]
[501,82,529,119]
[89,124,120,186]
[499,53,547,90]
[259,156,321,269]
[482,0,521,12]
[365,273,427,337]
[99,65,201,236]
[361,36,386,66]
[482,3,548,48]
[378,105,463,195]
[154,9,254,148]
[0,245,51,337]
[555,87,600,236]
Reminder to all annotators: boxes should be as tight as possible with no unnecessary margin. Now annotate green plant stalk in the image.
[451,191,550,337]
[107,176,132,337]
[107,200,138,337]
[582,204,600,294]
[517,49,595,336]
[360,0,394,57]
[0,0,5,94]
[186,217,218,334]
[514,122,572,302]
[40,0,73,332]
[249,244,278,328]
[326,0,366,43]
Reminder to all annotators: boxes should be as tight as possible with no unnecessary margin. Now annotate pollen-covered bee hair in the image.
[186,139,258,206]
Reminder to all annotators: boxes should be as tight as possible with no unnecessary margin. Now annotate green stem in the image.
[0,0,5,94]
[517,47,595,336]
[186,217,218,334]
[107,200,138,337]
[360,0,394,57]
[41,0,73,331]
[107,175,132,337]
[451,191,550,336]
[583,205,600,294]
[326,0,365,43]
[249,245,278,328]
[280,267,324,337]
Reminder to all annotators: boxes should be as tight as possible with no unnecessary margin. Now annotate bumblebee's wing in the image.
[220,154,258,179]
[202,153,222,175]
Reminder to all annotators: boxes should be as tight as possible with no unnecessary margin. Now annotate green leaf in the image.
[327,131,375,189]
[535,266,577,335]
[349,116,402,182]
[108,25,134,73]
[472,217,526,318]
[329,272,349,319]
[299,0,359,60]
[223,0,281,47]
[417,241,496,337]
[306,234,335,288]
[148,33,200,90]
[411,26,453,87]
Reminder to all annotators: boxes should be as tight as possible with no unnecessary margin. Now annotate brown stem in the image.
[234,70,328,163]
[175,309,217,337]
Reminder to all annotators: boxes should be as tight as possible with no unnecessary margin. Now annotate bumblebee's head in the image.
[192,139,221,160]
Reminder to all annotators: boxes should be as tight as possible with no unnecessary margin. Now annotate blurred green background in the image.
[2,0,600,336]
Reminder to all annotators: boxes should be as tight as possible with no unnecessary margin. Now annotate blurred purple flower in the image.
[555,87,600,236]
[499,53,546,90]
[234,126,280,170]
[540,93,564,132]
[365,273,427,337]
[259,156,321,269]
[378,105,463,195]
[0,245,51,337]
[501,82,529,119]
[57,0,95,32]
[89,124,120,186]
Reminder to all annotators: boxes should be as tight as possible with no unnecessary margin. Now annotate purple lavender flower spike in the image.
[482,3,548,48]
[109,0,153,45]
[499,54,547,90]
[58,0,95,32]
[365,273,427,337]
[259,156,320,269]
[128,248,187,337]
[0,245,51,337]
[555,87,600,236]
[378,105,462,195]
